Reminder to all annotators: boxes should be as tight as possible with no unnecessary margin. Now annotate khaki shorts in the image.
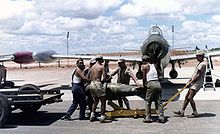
[190,83,202,92]
[88,81,106,97]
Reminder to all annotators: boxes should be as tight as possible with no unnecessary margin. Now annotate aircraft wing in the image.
[53,50,220,63]
[170,50,220,62]
[170,53,197,61]
[52,54,142,62]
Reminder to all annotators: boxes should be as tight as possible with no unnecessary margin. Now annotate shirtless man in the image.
[88,55,108,123]
[109,59,131,109]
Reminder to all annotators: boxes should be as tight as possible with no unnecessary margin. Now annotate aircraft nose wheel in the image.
[169,70,178,79]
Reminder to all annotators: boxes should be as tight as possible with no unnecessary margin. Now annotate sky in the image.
[1,0,220,54]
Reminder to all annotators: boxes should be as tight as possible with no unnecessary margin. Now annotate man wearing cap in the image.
[174,51,207,118]
[83,58,96,80]
[87,55,110,123]
[141,55,165,123]
[62,58,90,121]
[108,59,132,109]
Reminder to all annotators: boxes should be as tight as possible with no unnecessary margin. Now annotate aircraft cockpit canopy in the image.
[148,26,163,37]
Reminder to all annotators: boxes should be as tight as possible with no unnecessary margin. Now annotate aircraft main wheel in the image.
[136,71,143,79]
[0,93,10,128]
[169,70,178,79]
[19,104,41,113]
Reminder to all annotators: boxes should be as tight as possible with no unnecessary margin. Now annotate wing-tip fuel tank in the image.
[0,50,58,64]
[13,51,35,64]
[32,50,57,63]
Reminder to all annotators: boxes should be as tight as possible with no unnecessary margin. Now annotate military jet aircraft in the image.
[1,25,220,79]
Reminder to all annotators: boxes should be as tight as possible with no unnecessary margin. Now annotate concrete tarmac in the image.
[1,66,220,133]
[1,100,220,134]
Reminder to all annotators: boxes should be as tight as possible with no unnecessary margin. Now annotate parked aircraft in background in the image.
[1,26,220,79]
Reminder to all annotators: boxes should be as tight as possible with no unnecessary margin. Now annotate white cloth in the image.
[72,68,82,84]
[192,61,207,86]
[146,64,158,81]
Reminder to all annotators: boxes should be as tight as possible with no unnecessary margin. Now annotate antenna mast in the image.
[172,25,174,48]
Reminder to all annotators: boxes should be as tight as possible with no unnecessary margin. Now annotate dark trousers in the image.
[66,83,86,119]
[85,89,94,113]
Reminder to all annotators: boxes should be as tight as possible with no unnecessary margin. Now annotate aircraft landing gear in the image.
[169,61,178,79]
[169,69,178,79]
[136,63,143,79]
[136,71,143,79]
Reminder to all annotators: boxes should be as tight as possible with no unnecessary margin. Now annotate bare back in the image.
[89,63,105,82]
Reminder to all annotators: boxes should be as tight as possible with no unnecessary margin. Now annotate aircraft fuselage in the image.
[140,26,171,78]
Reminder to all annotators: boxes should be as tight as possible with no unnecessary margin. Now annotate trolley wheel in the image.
[0,93,10,128]
[18,84,40,94]
[3,81,15,88]
[19,104,42,113]
[133,114,139,119]
[18,84,42,113]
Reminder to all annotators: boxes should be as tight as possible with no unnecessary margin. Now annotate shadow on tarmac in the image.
[161,79,187,101]
[199,113,216,118]
[173,113,216,118]
[2,111,65,129]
